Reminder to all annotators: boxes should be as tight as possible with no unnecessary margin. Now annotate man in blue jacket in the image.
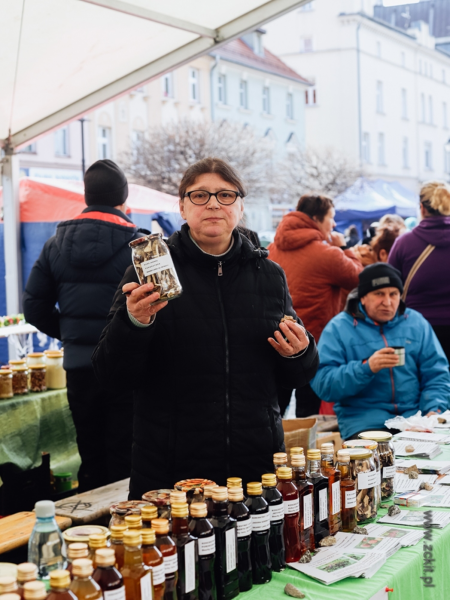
[311,263,450,440]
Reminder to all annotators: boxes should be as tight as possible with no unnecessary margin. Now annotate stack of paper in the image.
[378,509,450,528]
[395,459,450,474]
[393,440,442,459]
[409,485,450,508]
[364,523,424,546]
[394,473,438,493]
[332,531,401,557]
[395,431,450,445]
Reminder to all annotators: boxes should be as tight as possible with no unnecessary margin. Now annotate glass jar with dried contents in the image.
[347,448,377,524]
[0,369,13,399]
[343,439,381,511]
[29,365,47,392]
[129,234,182,304]
[359,431,396,500]
[12,366,29,395]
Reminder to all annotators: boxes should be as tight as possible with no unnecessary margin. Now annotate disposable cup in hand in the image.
[391,346,405,367]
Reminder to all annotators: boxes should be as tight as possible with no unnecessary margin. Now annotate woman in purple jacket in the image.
[389,181,450,361]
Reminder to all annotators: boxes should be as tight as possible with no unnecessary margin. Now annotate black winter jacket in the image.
[92,225,319,499]
[23,206,141,370]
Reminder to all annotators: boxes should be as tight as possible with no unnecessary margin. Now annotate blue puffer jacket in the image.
[311,291,450,440]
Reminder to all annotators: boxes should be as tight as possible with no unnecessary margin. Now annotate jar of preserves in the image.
[343,439,381,510]
[108,500,148,528]
[46,351,66,389]
[359,431,396,500]
[347,448,377,523]
[29,364,47,392]
[12,366,29,395]
[27,352,46,367]
[9,359,27,368]
[129,234,182,303]
[141,490,172,519]
[0,369,13,399]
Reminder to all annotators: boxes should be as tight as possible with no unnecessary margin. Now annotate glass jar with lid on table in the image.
[347,448,378,524]
[343,438,382,510]
[359,431,396,500]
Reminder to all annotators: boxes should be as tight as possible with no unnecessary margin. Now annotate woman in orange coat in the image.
[269,194,363,416]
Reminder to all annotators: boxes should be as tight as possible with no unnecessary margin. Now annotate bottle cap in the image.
[261,473,277,487]
[289,447,304,456]
[12,366,28,372]
[123,530,142,545]
[169,491,186,505]
[276,467,293,480]
[45,351,63,358]
[171,502,189,518]
[16,563,38,583]
[343,439,377,451]
[273,452,288,465]
[67,542,89,560]
[246,482,262,495]
[88,533,107,549]
[0,578,17,593]
[29,364,46,370]
[203,484,219,499]
[212,487,228,502]
[1,595,20,600]
[359,431,392,441]
[306,449,321,460]
[110,524,127,540]
[9,359,26,365]
[72,559,94,578]
[190,502,207,518]
[124,515,142,529]
[347,448,372,460]
[141,505,158,520]
[337,449,350,462]
[141,529,156,545]
[291,454,306,467]
[226,477,242,488]
[34,500,55,518]
[151,519,169,535]
[228,487,244,502]
[49,570,71,589]
[27,352,44,358]
[0,369,12,375]
[95,548,115,567]
[23,581,47,600]
[321,443,334,453]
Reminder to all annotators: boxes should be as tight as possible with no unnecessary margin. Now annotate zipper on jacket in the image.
[218,261,223,276]
[380,325,398,414]
[215,275,231,477]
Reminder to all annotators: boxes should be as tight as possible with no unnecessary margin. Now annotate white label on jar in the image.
[269,503,285,522]
[163,552,178,575]
[332,481,341,515]
[303,494,312,529]
[198,535,216,556]
[237,517,253,538]
[141,254,175,278]
[284,498,300,515]
[319,488,328,522]
[225,528,236,573]
[151,562,165,586]
[184,541,195,593]
[104,588,126,600]
[140,573,153,600]
[251,512,271,532]
[383,466,396,479]
[376,470,381,485]
[357,471,377,490]
[345,490,357,509]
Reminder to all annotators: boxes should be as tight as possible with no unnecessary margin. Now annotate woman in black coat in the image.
[92,158,319,499]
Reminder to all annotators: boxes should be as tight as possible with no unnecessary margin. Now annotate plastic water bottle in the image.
[28,500,66,578]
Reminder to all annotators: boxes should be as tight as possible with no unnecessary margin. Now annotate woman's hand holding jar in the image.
[123,282,168,324]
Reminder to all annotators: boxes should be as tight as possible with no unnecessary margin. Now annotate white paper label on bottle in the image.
[251,511,271,532]
[357,471,377,490]
[151,562,166,586]
[376,470,381,485]
[284,498,300,515]
[319,488,328,522]
[269,503,285,522]
[237,517,253,538]
[104,588,126,600]
[184,541,196,593]
[140,573,153,600]
[383,466,396,479]
[198,535,216,556]
[141,254,174,277]
[303,494,313,530]
[345,490,357,509]
[225,528,237,573]
[163,552,178,575]
[331,481,341,515]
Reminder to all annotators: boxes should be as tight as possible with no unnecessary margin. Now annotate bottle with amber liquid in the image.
[16,564,38,596]
[171,503,198,600]
[23,581,47,600]
[88,534,108,567]
[227,487,252,592]
[203,485,219,519]
[70,559,102,600]
[110,525,127,571]
[320,443,342,535]
[209,487,239,600]
[169,492,187,534]
[306,449,330,546]
[273,453,288,475]
[142,505,159,529]
[336,449,357,532]
[67,544,89,578]
[153,519,178,600]
[289,447,304,459]
[120,531,152,600]
[93,549,125,600]
[47,570,77,600]
[141,529,165,600]
[245,482,271,585]
[261,473,285,572]
[188,502,217,600]
[125,515,143,531]
[291,454,315,556]
[276,468,301,563]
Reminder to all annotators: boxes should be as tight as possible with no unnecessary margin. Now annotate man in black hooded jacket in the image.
[23,160,142,492]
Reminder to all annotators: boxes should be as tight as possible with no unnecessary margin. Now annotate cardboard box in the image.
[282,417,317,461]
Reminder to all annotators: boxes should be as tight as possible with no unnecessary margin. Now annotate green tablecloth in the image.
[0,388,80,482]
[238,444,450,600]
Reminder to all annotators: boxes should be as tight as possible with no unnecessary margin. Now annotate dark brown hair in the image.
[296,194,334,222]
[179,157,247,200]
[371,226,401,260]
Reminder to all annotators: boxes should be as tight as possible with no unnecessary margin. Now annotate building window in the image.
[401,88,407,119]
[421,93,426,122]
[424,142,432,170]
[419,59,422,74]
[401,52,406,67]
[376,81,383,113]
[239,80,248,109]
[162,73,173,98]
[98,126,112,160]
[54,127,69,156]
[22,142,37,153]
[377,133,385,165]
[262,86,271,114]
[305,88,317,105]
[429,96,433,124]
[402,137,409,168]
[376,41,381,57]
[300,37,313,53]
[286,92,294,119]
[189,68,199,102]
[424,62,428,77]
[443,69,446,84]
[444,102,448,128]
[300,1,314,11]
[362,132,371,163]
[255,33,264,56]
[217,74,227,104]
[430,64,433,78]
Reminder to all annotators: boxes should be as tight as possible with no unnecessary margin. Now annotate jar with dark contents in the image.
[129,234,182,303]
[0,369,13,399]
[343,439,381,511]
[108,500,148,528]
[29,364,47,392]
[359,431,396,500]
[12,366,29,395]
[347,448,377,523]
[141,490,172,519]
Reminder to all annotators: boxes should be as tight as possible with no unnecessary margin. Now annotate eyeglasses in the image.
[184,190,241,206]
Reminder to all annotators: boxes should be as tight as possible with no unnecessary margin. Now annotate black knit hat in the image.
[358,263,404,298]
[84,159,128,207]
